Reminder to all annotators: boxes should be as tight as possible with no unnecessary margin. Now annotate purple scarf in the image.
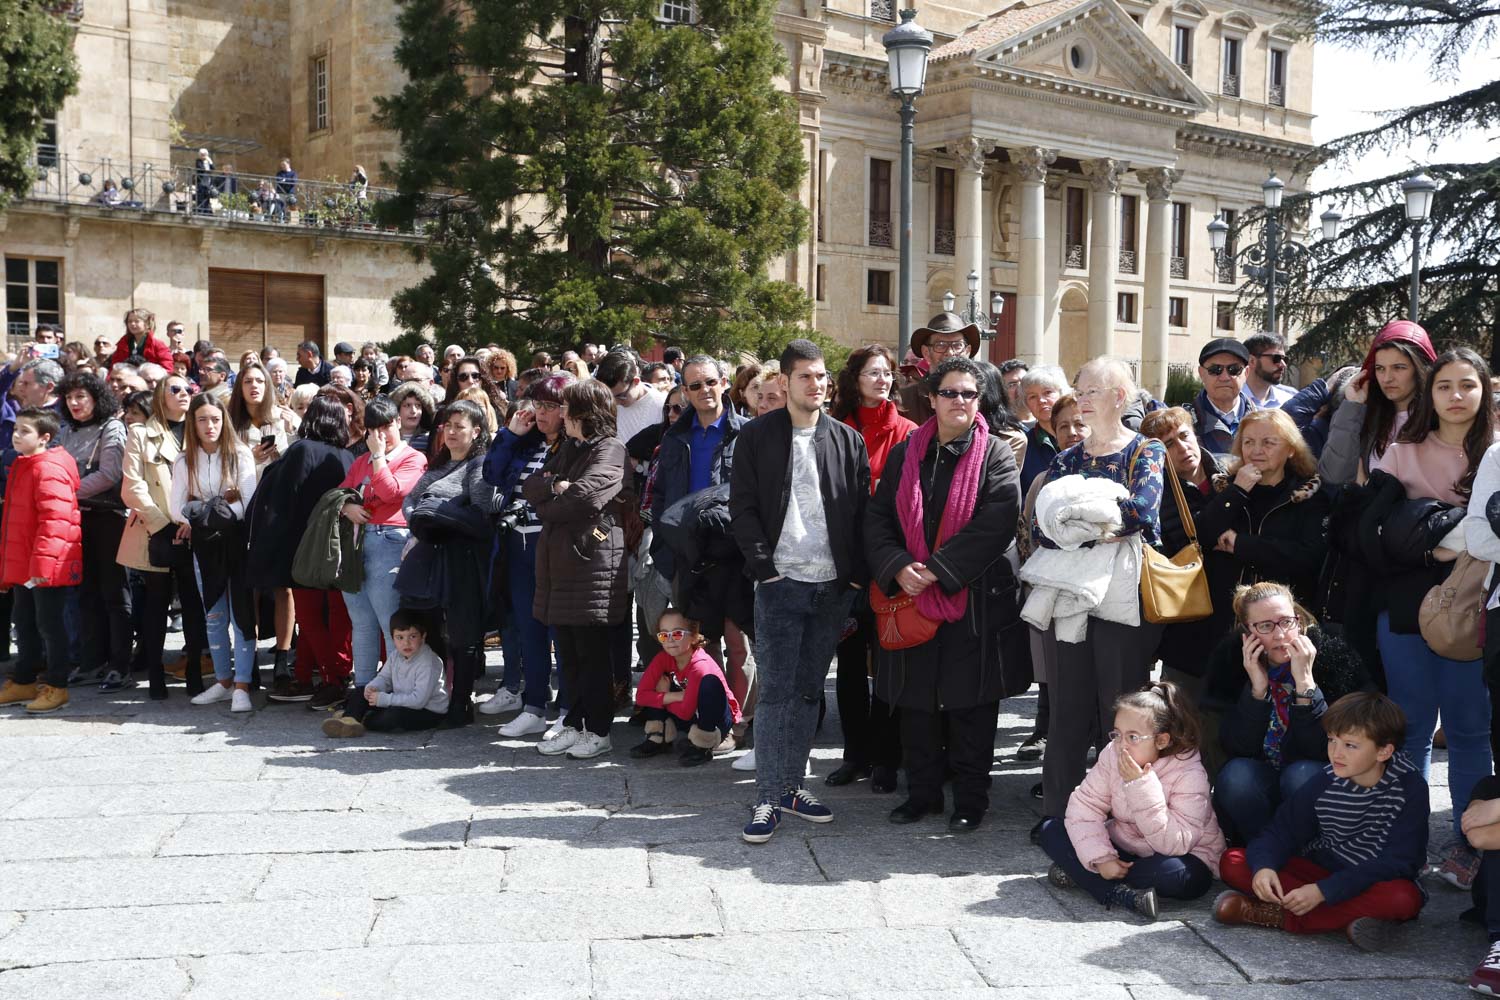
[895,415,988,623]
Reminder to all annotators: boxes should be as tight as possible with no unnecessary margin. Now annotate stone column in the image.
[1081,158,1129,360]
[1012,147,1056,366]
[1043,175,1064,365]
[953,136,995,315]
[1138,167,1182,399]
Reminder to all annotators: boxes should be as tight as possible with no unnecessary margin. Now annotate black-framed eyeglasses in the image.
[1255,353,1288,365]
[1248,616,1299,636]
[935,388,980,402]
[1205,364,1244,378]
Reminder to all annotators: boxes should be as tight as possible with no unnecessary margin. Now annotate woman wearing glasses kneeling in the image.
[1199,582,1371,844]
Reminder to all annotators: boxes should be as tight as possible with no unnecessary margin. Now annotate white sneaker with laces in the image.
[731,748,756,771]
[537,727,581,756]
[566,732,613,759]
[230,688,252,713]
[499,710,549,738]
[190,683,232,706]
[478,688,523,716]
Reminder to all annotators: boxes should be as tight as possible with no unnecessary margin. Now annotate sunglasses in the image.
[1254,353,1288,365]
[656,629,692,643]
[1205,364,1244,377]
[666,403,685,415]
[456,371,482,383]
[685,377,721,392]
[166,385,190,396]
[935,388,980,402]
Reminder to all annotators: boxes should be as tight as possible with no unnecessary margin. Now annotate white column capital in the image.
[1011,146,1057,183]
[953,135,997,174]
[1138,167,1183,203]
[1080,157,1130,195]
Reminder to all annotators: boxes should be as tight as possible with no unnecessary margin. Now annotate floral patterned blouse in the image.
[1031,433,1166,549]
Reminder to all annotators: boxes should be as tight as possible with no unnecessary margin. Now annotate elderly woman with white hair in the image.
[1029,357,1167,829]
[1019,365,1069,493]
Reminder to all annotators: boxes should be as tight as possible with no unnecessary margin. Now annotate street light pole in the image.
[1208,172,1332,337]
[883,9,933,365]
[1402,171,1436,322]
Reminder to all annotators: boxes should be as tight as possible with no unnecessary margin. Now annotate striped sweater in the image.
[1247,753,1429,905]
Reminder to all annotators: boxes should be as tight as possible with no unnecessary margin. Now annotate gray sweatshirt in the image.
[368,644,450,714]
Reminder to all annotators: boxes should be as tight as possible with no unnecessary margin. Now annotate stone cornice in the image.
[6,199,427,245]
[1177,123,1322,162]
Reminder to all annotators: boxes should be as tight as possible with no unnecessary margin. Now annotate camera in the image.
[496,500,529,534]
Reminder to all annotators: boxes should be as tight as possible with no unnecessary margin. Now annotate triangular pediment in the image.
[932,0,1210,113]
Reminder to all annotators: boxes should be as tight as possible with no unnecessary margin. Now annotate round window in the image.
[1070,45,1085,69]
[1067,42,1094,75]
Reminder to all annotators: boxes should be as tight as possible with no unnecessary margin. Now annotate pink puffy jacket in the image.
[1064,741,1226,877]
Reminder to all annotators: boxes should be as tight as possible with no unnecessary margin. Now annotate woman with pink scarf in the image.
[866,357,1022,833]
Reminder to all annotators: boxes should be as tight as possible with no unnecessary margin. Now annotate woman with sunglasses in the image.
[484,348,519,402]
[479,371,576,737]
[1199,582,1370,843]
[118,374,210,699]
[443,355,507,417]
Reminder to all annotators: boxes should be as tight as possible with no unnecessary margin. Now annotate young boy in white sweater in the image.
[323,609,449,737]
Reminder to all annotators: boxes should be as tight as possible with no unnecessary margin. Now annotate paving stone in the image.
[0,913,18,942]
[382,942,591,1000]
[953,921,1246,986]
[1130,983,1465,1000]
[592,927,987,999]
[368,886,719,945]
[97,780,282,816]
[0,752,268,788]
[808,829,1041,883]
[586,803,755,846]
[879,873,1070,927]
[0,735,85,761]
[0,958,189,1000]
[714,882,884,932]
[848,990,1133,1000]
[0,856,270,910]
[254,847,507,901]
[0,815,181,860]
[503,845,650,889]
[161,811,469,855]
[183,949,399,1000]
[262,774,368,812]
[646,836,828,887]
[622,766,755,807]
[0,898,375,966]
[466,807,611,846]
[2,784,115,819]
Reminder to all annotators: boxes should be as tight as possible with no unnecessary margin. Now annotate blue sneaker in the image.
[743,801,781,844]
[779,787,834,823]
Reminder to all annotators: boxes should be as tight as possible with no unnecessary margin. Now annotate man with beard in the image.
[1241,333,1296,409]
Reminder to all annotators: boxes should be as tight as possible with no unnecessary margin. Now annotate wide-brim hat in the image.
[911,312,981,358]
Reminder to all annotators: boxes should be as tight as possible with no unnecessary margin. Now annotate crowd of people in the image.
[5,309,1500,989]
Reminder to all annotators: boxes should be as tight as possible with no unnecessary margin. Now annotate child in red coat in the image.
[0,408,83,713]
[633,608,741,766]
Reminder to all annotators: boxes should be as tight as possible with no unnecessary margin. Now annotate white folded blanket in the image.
[1020,475,1143,642]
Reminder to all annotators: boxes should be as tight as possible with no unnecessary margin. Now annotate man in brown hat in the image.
[899,312,981,423]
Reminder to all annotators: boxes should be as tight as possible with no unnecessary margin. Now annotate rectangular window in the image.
[933,167,956,255]
[1064,187,1087,268]
[1269,49,1288,106]
[1173,25,1193,72]
[816,149,828,242]
[4,256,62,343]
[866,269,893,306]
[1170,202,1189,278]
[37,118,58,169]
[209,268,326,360]
[309,55,329,132]
[660,1,694,23]
[1119,194,1139,273]
[1169,296,1187,327]
[1222,37,1241,96]
[868,157,892,248]
[815,264,826,302]
[1116,292,1137,325]
[1216,301,1236,331]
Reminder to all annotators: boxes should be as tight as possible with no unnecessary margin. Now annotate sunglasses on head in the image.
[935,388,980,402]
[1205,364,1244,378]
[685,377,721,392]
[656,628,692,642]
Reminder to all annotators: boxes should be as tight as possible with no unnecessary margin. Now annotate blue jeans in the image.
[502,531,553,713]
[1378,610,1492,843]
[1039,817,1214,906]
[195,565,255,684]
[751,578,856,803]
[1213,757,1327,844]
[344,525,408,687]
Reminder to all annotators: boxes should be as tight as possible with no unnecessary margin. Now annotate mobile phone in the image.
[37,343,59,360]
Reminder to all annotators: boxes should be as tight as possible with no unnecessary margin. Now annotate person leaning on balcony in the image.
[108,308,173,370]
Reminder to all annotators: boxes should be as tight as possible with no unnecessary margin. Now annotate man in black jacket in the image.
[730,339,870,844]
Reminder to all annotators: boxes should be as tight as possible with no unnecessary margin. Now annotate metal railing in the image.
[1169,255,1187,279]
[868,216,892,248]
[933,227,955,255]
[1222,74,1240,98]
[1118,248,1138,274]
[1064,243,1086,269]
[1268,84,1286,107]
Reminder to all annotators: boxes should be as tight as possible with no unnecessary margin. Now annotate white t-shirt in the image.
[615,384,666,446]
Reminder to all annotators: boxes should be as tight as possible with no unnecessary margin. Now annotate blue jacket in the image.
[1185,389,1253,460]
[1281,378,1332,456]
[651,406,747,580]
[482,426,546,504]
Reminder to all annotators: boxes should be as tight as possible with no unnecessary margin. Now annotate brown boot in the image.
[1213,890,1285,930]
[24,684,69,714]
[0,679,39,706]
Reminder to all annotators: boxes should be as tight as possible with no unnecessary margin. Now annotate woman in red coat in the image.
[0,408,83,714]
[826,344,916,791]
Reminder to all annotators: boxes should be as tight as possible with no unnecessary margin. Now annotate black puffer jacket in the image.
[524,435,631,627]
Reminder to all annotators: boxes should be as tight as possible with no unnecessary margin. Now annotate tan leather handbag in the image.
[1136,445,1212,624]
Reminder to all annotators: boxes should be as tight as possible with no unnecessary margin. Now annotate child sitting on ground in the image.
[1214,691,1428,952]
[1457,777,1500,993]
[323,609,449,738]
[1039,680,1225,921]
[632,608,741,766]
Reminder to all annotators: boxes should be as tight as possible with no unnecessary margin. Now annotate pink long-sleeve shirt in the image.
[338,443,428,526]
[634,648,742,725]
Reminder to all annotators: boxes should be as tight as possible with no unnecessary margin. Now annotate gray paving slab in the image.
[0,856,271,910]
[253,846,507,900]
[503,844,651,889]
[466,806,612,846]
[0,751,268,787]
[160,810,469,855]
[953,921,1246,987]
[368,886,720,944]
[646,835,828,887]
[1,783,116,819]
[97,779,282,816]
[714,881,885,932]
[0,815,182,859]
[0,958,190,1000]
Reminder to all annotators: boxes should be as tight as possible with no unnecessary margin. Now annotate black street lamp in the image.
[1401,171,1437,322]
[943,268,1005,345]
[1208,171,1334,335]
[882,8,933,364]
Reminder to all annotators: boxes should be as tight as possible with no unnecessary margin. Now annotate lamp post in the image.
[1401,171,1436,322]
[943,268,1005,347]
[1208,171,1335,335]
[882,8,933,364]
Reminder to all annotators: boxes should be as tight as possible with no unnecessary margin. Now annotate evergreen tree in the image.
[1279,0,1499,365]
[375,0,811,357]
[0,1,80,211]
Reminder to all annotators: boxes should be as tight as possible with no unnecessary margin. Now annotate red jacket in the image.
[109,331,174,369]
[634,648,741,725]
[0,448,82,588]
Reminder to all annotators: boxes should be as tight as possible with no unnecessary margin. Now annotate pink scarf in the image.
[895,415,988,622]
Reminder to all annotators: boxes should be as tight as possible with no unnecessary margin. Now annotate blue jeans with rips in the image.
[194,564,256,685]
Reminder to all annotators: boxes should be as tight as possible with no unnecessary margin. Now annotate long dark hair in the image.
[1363,339,1432,461]
[832,344,897,422]
[443,355,507,416]
[971,359,1024,434]
[1397,346,1493,497]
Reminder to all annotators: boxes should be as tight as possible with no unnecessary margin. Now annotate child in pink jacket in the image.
[1039,680,1226,920]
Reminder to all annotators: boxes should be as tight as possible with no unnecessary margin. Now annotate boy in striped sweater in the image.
[1213,692,1428,952]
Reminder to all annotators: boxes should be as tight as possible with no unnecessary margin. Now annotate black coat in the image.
[656,483,754,638]
[244,439,353,589]
[869,429,1025,712]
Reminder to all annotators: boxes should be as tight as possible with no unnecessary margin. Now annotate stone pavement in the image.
[0,662,1483,999]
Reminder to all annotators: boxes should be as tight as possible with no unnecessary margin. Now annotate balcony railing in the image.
[934,227,955,255]
[1064,243,1086,269]
[1118,248,1138,274]
[1217,257,1237,284]
[1222,74,1240,97]
[44,1,84,19]
[870,0,895,20]
[1269,83,1286,107]
[18,153,440,237]
[1169,255,1187,279]
[868,216,892,248]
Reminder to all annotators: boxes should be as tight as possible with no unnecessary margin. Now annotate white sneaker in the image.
[537,727,581,756]
[499,710,549,738]
[478,688,523,716]
[190,683,232,706]
[566,732,613,759]
[732,748,756,771]
[230,688,252,713]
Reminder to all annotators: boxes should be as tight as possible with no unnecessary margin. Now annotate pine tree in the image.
[1280,0,1499,366]
[0,2,81,211]
[375,0,812,357]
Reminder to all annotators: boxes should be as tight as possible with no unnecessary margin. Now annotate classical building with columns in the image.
[773,0,1318,393]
